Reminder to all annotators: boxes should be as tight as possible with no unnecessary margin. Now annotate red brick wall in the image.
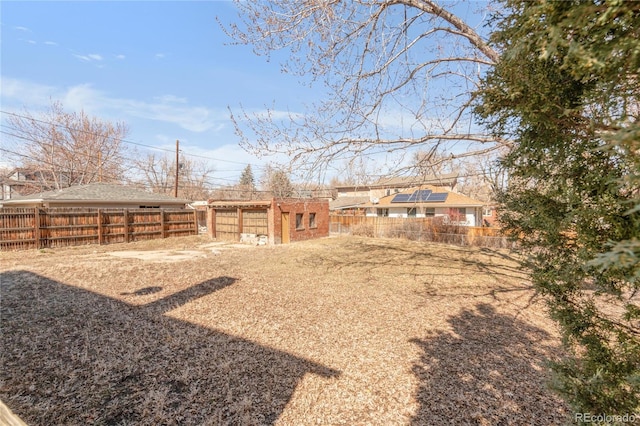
[482,206,500,227]
[207,199,329,244]
[272,199,329,244]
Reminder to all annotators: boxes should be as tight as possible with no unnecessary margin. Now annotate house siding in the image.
[367,206,481,226]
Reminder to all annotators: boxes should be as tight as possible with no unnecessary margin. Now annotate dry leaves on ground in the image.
[0,235,570,425]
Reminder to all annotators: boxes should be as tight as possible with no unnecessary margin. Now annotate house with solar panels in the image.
[329,173,459,214]
[359,185,485,226]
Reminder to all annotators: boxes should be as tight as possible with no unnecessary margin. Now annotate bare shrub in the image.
[388,221,426,241]
[351,223,374,237]
[429,223,469,245]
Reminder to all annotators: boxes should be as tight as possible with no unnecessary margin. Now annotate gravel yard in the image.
[1,235,569,425]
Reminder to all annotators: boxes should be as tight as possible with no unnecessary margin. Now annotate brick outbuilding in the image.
[207,198,329,244]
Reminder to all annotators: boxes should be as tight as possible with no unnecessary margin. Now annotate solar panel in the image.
[407,189,431,202]
[392,190,448,203]
[416,190,432,201]
[424,193,448,202]
[391,194,411,202]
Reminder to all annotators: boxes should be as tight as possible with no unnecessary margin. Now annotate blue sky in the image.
[1,1,495,187]
[1,1,314,185]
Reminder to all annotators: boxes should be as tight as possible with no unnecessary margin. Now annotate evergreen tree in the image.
[476,0,640,416]
[238,164,256,199]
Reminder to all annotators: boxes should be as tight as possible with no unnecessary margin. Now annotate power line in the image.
[0,110,265,168]
[0,146,322,200]
[0,145,281,193]
[0,125,260,184]
[1,111,500,189]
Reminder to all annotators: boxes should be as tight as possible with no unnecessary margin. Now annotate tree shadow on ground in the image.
[313,238,525,280]
[411,303,569,425]
[310,238,531,298]
[1,270,339,425]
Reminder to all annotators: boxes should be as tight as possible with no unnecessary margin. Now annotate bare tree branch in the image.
[133,153,214,200]
[224,1,506,179]
[4,102,129,192]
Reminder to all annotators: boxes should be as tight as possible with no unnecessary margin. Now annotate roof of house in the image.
[373,172,459,187]
[334,173,458,190]
[360,185,484,209]
[329,196,370,210]
[0,183,191,206]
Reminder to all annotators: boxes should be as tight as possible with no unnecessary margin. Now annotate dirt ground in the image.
[0,235,570,425]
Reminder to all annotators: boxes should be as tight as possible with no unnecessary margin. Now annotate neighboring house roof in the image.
[1,168,59,199]
[4,167,54,180]
[334,173,459,190]
[372,172,459,188]
[0,183,191,207]
[329,196,370,210]
[361,185,484,209]
[294,189,334,199]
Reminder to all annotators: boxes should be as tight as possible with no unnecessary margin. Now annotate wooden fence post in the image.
[208,208,216,239]
[160,209,166,239]
[237,207,243,241]
[123,209,129,243]
[97,209,104,245]
[34,208,41,249]
[193,209,198,235]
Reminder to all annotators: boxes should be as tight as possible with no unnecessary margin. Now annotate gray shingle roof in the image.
[333,173,459,190]
[372,173,459,187]
[3,183,191,204]
[329,196,370,210]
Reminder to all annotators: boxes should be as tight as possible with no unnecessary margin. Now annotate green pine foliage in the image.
[238,164,256,199]
[476,0,640,418]
[239,164,256,190]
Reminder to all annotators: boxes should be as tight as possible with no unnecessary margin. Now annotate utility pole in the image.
[174,140,180,198]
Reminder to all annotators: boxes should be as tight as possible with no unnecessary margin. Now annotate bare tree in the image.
[3,101,129,190]
[134,153,214,201]
[135,154,174,195]
[180,161,214,200]
[260,164,295,198]
[210,185,243,201]
[456,151,507,202]
[224,1,509,179]
[330,157,375,187]
[411,148,458,177]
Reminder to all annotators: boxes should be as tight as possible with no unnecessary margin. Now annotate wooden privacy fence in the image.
[329,214,514,249]
[0,208,198,251]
